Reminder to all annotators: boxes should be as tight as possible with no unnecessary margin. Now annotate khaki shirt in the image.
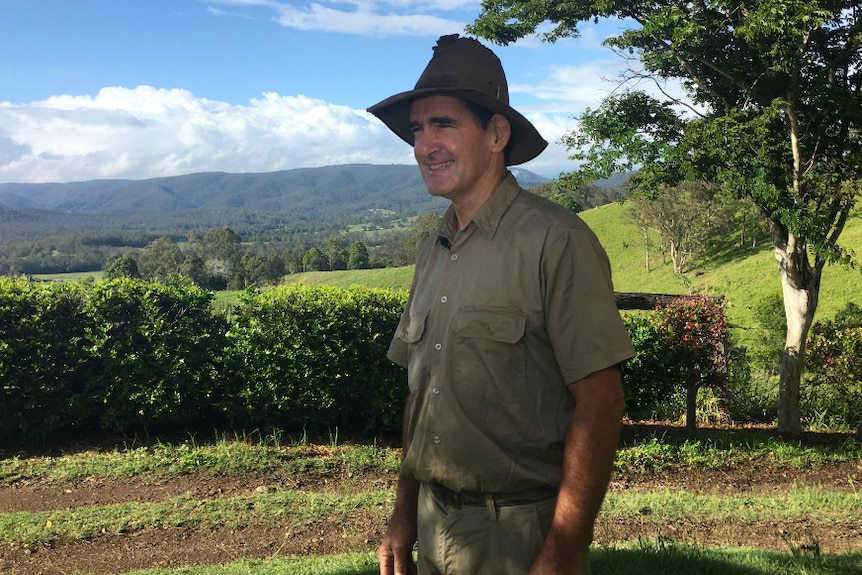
[388,174,635,493]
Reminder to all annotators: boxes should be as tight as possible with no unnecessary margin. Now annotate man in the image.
[367,35,636,575]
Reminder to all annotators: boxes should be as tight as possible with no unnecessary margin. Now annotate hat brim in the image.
[367,87,548,166]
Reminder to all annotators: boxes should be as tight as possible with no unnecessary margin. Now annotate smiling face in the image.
[409,95,510,211]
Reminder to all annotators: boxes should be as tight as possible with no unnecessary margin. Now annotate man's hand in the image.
[378,477,420,575]
[378,513,418,575]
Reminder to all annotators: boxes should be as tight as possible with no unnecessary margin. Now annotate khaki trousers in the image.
[416,482,591,575]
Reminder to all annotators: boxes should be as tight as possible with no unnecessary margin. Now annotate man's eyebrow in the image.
[409,115,458,128]
[429,115,457,126]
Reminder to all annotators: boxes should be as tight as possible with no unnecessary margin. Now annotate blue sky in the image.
[0,1,650,184]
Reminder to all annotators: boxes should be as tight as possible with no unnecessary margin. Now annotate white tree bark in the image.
[773,228,824,434]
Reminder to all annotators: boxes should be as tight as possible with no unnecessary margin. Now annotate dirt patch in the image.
[1,425,860,575]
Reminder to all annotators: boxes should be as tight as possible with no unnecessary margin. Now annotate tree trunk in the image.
[773,228,824,434]
[686,382,698,432]
[643,228,650,272]
[857,411,862,442]
[670,240,682,274]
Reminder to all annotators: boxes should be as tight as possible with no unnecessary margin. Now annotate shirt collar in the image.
[436,172,520,247]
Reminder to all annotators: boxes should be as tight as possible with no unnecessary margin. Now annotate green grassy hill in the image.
[583,202,862,344]
[284,202,862,346]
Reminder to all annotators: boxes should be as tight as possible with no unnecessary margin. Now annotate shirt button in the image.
[451,254,458,261]
[434,436,441,444]
[434,343,442,350]
[440,296,447,303]
[433,387,440,395]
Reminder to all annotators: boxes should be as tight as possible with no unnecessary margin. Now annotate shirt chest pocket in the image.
[452,307,529,439]
[395,310,429,393]
[452,306,528,398]
[453,307,527,344]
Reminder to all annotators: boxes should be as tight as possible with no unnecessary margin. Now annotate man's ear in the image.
[489,114,511,154]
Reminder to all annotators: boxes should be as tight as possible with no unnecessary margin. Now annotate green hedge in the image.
[1,278,751,446]
[223,284,407,435]
[0,278,409,445]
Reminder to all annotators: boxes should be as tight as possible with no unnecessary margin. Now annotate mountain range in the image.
[0,164,550,243]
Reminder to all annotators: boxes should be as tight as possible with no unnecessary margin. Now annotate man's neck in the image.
[451,169,508,230]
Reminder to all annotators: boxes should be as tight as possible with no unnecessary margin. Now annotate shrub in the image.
[803,303,862,429]
[622,296,735,428]
[81,276,227,436]
[224,284,408,435]
[622,312,685,420]
[0,278,91,441]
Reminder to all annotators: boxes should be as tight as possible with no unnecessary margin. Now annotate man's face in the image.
[409,95,500,203]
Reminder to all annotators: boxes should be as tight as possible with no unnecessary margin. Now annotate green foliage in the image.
[223,284,408,435]
[622,297,733,424]
[470,0,862,433]
[81,276,227,435]
[103,255,140,279]
[0,278,91,440]
[347,241,371,270]
[303,247,328,272]
[803,303,862,428]
[750,291,788,374]
[7,261,862,444]
[625,182,736,274]
[621,313,683,420]
[138,237,184,282]
[0,279,410,445]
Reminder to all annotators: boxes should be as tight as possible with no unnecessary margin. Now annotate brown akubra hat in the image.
[367,34,548,166]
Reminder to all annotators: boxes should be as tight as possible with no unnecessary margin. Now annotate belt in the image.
[427,482,557,510]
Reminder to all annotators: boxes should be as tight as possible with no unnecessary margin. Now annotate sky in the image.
[0,1,651,184]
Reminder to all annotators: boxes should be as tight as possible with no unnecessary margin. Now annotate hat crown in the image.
[414,35,509,105]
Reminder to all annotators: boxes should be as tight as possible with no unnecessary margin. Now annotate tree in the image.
[201,228,242,288]
[549,192,581,212]
[284,246,306,275]
[242,254,285,286]
[347,241,371,270]
[137,237,183,282]
[321,234,348,271]
[470,1,862,433]
[302,247,328,272]
[407,213,442,255]
[627,181,733,274]
[104,255,140,279]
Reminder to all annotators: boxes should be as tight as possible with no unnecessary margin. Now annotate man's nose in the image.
[413,130,437,160]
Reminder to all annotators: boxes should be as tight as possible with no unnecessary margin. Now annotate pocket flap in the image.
[453,307,526,344]
[395,309,429,343]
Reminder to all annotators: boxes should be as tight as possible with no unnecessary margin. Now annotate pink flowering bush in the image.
[622,296,729,429]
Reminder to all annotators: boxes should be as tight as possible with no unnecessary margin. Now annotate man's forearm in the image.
[531,367,625,573]
[379,392,420,575]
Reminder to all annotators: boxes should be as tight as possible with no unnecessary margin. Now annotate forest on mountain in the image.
[0,164,625,277]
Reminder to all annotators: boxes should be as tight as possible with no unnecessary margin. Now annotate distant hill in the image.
[0,164,550,216]
[0,164,550,241]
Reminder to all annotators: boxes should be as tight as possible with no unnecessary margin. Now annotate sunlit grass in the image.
[0,436,402,485]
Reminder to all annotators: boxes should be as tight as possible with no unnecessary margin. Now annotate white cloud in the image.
[273,4,462,35]
[0,86,416,184]
[207,0,474,35]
